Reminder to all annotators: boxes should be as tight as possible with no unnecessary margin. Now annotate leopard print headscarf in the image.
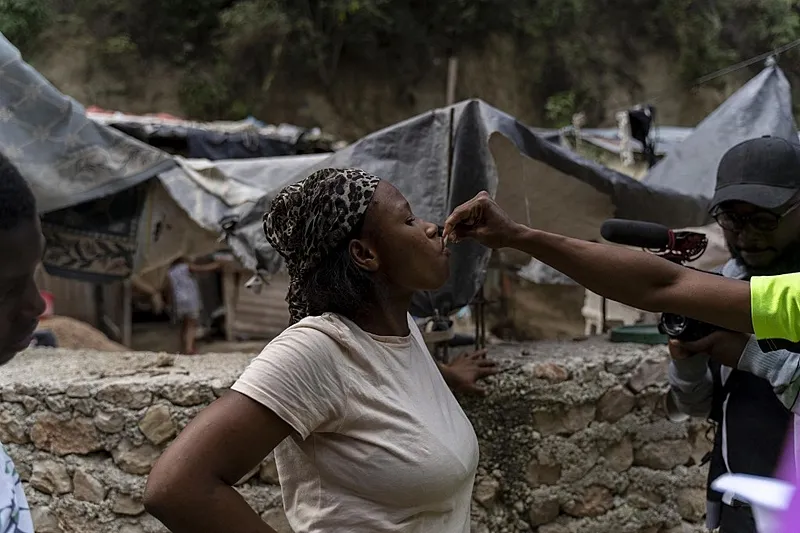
[263,168,381,324]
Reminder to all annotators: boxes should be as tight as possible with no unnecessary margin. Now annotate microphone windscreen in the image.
[600,219,672,249]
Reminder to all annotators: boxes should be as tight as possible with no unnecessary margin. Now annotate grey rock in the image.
[138,404,176,445]
[94,410,126,434]
[634,440,692,470]
[30,460,72,495]
[96,384,152,409]
[112,441,161,475]
[31,507,62,533]
[112,493,145,516]
[73,469,106,503]
[65,383,92,398]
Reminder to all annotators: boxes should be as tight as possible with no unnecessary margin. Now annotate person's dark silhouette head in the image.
[0,155,45,363]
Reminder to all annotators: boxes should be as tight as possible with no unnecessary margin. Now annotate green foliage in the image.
[0,0,51,49]
[11,0,800,121]
[70,0,230,63]
[178,68,232,119]
[100,34,136,57]
[544,91,578,127]
[217,0,291,96]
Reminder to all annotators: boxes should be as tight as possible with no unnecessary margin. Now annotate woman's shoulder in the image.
[266,312,422,355]
[285,313,349,338]
[260,314,350,361]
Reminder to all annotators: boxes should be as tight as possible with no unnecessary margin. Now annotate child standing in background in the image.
[166,257,220,355]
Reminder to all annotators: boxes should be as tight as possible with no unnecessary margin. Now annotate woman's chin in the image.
[412,256,451,292]
[429,271,451,292]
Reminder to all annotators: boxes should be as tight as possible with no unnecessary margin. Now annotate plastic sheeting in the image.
[643,64,798,201]
[157,153,330,235]
[0,35,174,214]
[221,99,711,318]
[185,130,296,160]
[0,34,175,280]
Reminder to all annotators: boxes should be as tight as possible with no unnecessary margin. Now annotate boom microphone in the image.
[600,218,718,342]
[600,219,673,249]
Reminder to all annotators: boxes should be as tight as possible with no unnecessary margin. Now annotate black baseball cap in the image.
[711,135,800,214]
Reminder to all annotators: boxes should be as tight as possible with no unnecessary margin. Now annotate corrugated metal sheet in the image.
[227,272,290,340]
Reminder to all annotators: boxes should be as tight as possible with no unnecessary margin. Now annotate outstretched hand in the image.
[443,349,498,395]
[443,191,524,249]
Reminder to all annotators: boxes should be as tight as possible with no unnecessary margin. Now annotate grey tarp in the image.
[0,34,174,213]
[158,154,330,235]
[643,64,798,202]
[221,99,711,318]
[0,34,175,281]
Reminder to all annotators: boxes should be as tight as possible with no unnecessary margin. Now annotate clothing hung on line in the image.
[231,313,478,533]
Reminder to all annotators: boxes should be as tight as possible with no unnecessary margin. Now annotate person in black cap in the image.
[667,135,800,533]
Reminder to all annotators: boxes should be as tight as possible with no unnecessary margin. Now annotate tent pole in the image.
[446,56,459,106]
[122,280,132,347]
[601,296,608,333]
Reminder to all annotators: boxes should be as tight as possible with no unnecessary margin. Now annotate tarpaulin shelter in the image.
[221,100,712,318]
[0,34,335,285]
[0,34,176,281]
[522,64,798,337]
[0,31,735,323]
[87,107,345,158]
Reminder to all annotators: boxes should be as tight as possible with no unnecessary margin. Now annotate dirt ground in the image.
[131,321,268,355]
[38,316,127,352]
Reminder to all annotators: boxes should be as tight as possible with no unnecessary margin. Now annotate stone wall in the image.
[0,340,710,533]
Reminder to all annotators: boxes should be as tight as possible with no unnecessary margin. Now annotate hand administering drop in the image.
[443,191,755,338]
[442,191,524,249]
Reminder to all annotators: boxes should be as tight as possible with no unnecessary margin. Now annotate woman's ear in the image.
[349,238,380,272]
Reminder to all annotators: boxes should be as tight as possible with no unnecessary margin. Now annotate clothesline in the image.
[618,37,800,113]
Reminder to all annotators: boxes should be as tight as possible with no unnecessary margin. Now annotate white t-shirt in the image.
[231,313,478,533]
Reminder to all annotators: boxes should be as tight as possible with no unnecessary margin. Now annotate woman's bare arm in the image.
[444,192,754,334]
[143,390,290,533]
[189,261,222,273]
[508,227,753,333]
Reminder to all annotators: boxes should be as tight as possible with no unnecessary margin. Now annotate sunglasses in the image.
[712,202,800,232]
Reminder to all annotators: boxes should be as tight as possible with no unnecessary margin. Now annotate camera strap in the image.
[709,362,740,425]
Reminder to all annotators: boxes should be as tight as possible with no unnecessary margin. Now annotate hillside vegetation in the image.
[3,0,800,132]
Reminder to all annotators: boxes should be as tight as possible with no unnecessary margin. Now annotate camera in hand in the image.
[600,219,723,342]
[659,312,719,342]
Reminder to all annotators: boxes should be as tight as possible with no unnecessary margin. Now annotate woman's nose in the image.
[426,223,440,238]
